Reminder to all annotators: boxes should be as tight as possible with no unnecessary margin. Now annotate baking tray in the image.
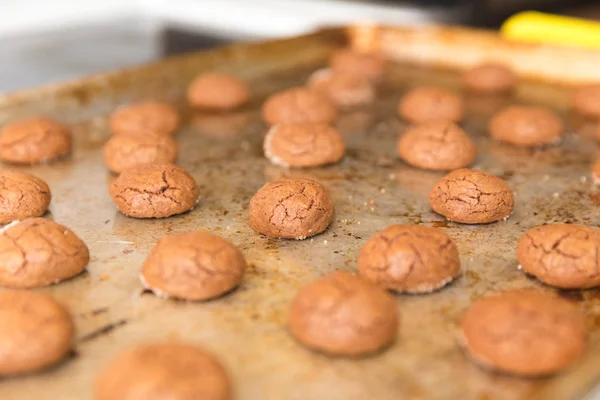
[0,26,599,400]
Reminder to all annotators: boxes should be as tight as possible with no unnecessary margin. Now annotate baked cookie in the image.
[261,87,338,126]
[329,48,385,81]
[572,83,600,118]
[462,63,517,94]
[103,134,178,174]
[398,87,464,124]
[489,105,563,147]
[307,69,374,107]
[0,170,51,224]
[109,101,180,137]
[187,72,251,111]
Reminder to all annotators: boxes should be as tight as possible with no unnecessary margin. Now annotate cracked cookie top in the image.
[263,123,345,168]
[0,290,74,376]
[489,105,563,147]
[462,63,517,94]
[398,86,464,124]
[329,48,385,82]
[141,231,246,301]
[261,87,338,126]
[460,289,587,377]
[0,170,51,224]
[429,168,514,224]
[109,101,180,138]
[187,72,251,111]
[109,163,200,219]
[0,117,71,165]
[358,224,460,293]
[290,272,399,357]
[397,120,477,171]
[517,224,600,289]
[103,134,178,174]
[307,69,375,108]
[248,178,334,240]
[0,218,89,288]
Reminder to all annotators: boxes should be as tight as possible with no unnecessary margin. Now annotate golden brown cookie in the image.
[0,290,74,376]
[459,289,587,377]
[0,170,51,224]
[593,158,600,184]
[489,105,563,147]
[462,63,517,94]
[264,123,345,168]
[572,83,600,118]
[248,179,334,240]
[261,87,338,126]
[329,48,385,81]
[141,231,246,301]
[95,343,231,400]
[398,87,464,124]
[517,224,600,289]
[358,225,460,293]
[187,72,251,111]
[103,134,178,174]
[109,101,180,137]
[429,168,514,224]
[109,164,199,219]
[307,69,374,107]
[0,218,89,288]
[290,272,399,357]
[397,120,477,171]
[0,117,71,164]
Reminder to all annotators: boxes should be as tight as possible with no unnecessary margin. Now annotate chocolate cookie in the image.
[517,224,600,289]
[95,343,231,400]
[141,231,246,301]
[307,69,374,107]
[264,123,345,168]
[103,134,178,174]
[261,87,338,126]
[572,83,600,118]
[489,105,563,147]
[0,218,89,288]
[0,170,51,224]
[397,120,477,171]
[0,290,74,376]
[429,168,514,224]
[109,101,180,137]
[398,87,464,124]
[459,289,587,377]
[329,48,385,81]
[358,225,460,293]
[248,179,334,239]
[0,117,71,164]
[462,63,517,94]
[109,164,199,219]
[187,72,251,111]
[290,272,399,356]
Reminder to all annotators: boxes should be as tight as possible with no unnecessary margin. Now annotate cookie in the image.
[264,123,345,168]
[109,164,199,219]
[109,101,179,137]
[397,120,477,171]
[593,158,600,184]
[398,86,464,124]
[329,48,385,81]
[459,289,587,377]
[517,224,600,289]
[572,83,600,118]
[489,105,563,147]
[95,343,231,400]
[307,69,374,107]
[0,290,74,376]
[358,225,460,293]
[103,134,178,174]
[429,168,514,224]
[248,178,334,239]
[187,72,251,111]
[0,117,71,164]
[261,87,338,126]
[0,218,89,288]
[290,272,398,357]
[0,170,51,224]
[141,231,246,301]
[462,63,517,94]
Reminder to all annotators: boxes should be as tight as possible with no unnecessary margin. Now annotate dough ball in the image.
[261,87,338,126]
[307,69,374,107]
[462,63,517,94]
[489,105,563,147]
[103,134,178,174]
[109,101,180,138]
[329,48,385,81]
[398,87,464,124]
[187,72,251,111]
[572,83,600,118]
[0,170,51,224]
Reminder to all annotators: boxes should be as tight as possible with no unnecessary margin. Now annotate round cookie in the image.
[261,87,338,126]
[329,48,385,81]
[109,164,199,219]
[0,290,74,376]
[95,343,231,400]
[0,117,71,164]
[462,63,517,94]
[358,225,460,293]
[187,72,251,111]
[103,134,178,174]
[0,218,89,288]
[397,120,477,171]
[0,170,51,224]
[593,158,600,185]
[398,87,464,124]
[517,224,600,289]
[572,83,600,118]
[307,69,374,107]
[429,168,514,224]
[248,179,334,240]
[459,289,587,377]
[109,101,180,137]
[290,272,399,356]
[264,123,345,168]
[141,231,246,301]
[489,105,563,147]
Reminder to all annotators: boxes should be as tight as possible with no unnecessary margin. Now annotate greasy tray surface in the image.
[0,28,599,400]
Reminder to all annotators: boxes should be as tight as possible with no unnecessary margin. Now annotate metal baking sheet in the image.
[0,27,598,400]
